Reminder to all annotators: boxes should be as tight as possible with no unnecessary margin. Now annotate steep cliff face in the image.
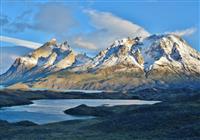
[72,34,200,77]
[2,34,200,90]
[0,39,76,85]
[71,37,144,72]
[138,35,200,88]
[73,53,92,66]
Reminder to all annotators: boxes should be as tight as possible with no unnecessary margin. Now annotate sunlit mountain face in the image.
[0,46,33,74]
[0,1,199,75]
[0,1,199,140]
[1,34,199,90]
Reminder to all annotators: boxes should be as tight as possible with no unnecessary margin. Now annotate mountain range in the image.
[1,34,200,90]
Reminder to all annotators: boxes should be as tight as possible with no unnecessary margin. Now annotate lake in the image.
[0,86,105,93]
[30,88,105,93]
[0,85,5,90]
[0,99,160,124]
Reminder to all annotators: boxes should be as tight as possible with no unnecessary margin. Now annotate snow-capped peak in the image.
[49,38,57,45]
[71,37,144,72]
[1,34,200,89]
[135,34,200,73]
[72,34,200,76]
[0,39,76,84]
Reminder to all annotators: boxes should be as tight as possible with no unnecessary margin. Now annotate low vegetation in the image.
[0,88,199,140]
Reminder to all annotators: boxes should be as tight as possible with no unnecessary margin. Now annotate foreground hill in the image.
[1,34,200,90]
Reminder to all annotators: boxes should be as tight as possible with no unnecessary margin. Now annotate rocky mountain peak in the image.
[72,34,200,76]
[1,34,200,90]
[73,53,92,66]
[58,41,71,51]
[49,38,57,45]
[0,39,76,85]
[71,36,145,72]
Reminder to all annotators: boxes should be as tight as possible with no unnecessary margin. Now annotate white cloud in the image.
[0,36,42,49]
[165,27,197,37]
[85,9,150,38]
[3,3,78,39]
[74,37,97,50]
[73,9,150,51]
[2,7,150,54]
[32,3,78,38]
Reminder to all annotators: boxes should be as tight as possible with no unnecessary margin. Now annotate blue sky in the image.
[1,0,199,50]
[0,0,199,73]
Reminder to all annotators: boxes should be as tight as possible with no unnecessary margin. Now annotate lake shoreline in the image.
[1,87,199,108]
[0,99,159,124]
[0,89,139,108]
[0,88,199,139]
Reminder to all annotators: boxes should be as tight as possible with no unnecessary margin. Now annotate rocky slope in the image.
[1,34,200,90]
[73,53,92,66]
[74,34,200,74]
[0,39,76,85]
[54,34,199,90]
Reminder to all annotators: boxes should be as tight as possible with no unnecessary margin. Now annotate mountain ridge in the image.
[1,34,200,90]
[0,38,90,85]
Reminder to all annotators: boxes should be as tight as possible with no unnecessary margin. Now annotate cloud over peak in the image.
[73,9,150,51]
[0,36,42,49]
[85,9,150,38]
[165,27,197,37]
[74,37,97,50]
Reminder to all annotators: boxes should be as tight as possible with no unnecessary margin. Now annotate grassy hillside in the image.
[0,89,199,140]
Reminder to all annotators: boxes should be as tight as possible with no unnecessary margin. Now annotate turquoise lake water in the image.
[0,99,160,124]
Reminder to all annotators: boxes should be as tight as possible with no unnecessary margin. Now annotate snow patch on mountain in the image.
[0,39,76,85]
[72,34,200,77]
[73,53,92,66]
[1,34,200,89]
